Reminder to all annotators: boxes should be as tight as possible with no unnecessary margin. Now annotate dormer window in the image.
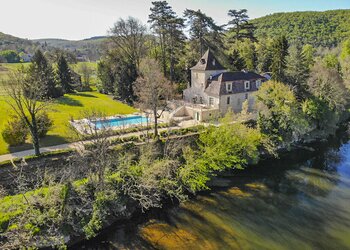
[226,83,232,92]
[256,80,261,89]
[244,81,250,90]
[212,59,216,66]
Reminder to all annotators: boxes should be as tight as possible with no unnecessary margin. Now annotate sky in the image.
[0,0,349,40]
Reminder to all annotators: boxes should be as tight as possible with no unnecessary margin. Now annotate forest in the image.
[252,10,350,48]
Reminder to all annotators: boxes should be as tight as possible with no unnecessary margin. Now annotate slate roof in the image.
[210,71,264,81]
[205,71,266,97]
[190,49,226,71]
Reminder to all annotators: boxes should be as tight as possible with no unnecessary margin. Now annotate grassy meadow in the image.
[0,62,136,155]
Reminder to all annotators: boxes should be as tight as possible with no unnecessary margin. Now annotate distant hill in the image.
[252,9,350,47]
[33,37,107,61]
[0,32,39,53]
[0,32,106,61]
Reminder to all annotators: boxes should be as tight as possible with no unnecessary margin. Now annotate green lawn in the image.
[0,91,136,155]
[0,62,97,78]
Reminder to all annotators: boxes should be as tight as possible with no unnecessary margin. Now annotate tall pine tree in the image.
[28,50,61,99]
[56,55,74,94]
[286,44,309,99]
[271,36,289,82]
[227,9,256,42]
[184,9,223,56]
[148,1,185,82]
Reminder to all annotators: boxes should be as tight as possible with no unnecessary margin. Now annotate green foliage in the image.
[180,113,262,193]
[302,98,337,131]
[28,50,63,99]
[97,60,115,94]
[1,116,28,146]
[236,39,257,70]
[36,112,53,138]
[118,144,186,210]
[252,10,350,47]
[256,38,273,73]
[0,50,20,63]
[285,44,310,98]
[341,38,350,60]
[271,36,289,82]
[56,55,74,93]
[148,1,185,82]
[302,44,316,69]
[227,9,256,42]
[97,52,138,103]
[256,81,309,146]
[322,54,341,72]
[307,62,348,112]
[83,190,118,239]
[0,185,65,247]
[228,49,245,71]
[184,9,223,56]
[0,32,35,55]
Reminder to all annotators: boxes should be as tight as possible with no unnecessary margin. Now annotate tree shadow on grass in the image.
[55,96,83,107]
[40,135,69,147]
[71,92,98,98]
[8,135,69,154]
[8,142,33,153]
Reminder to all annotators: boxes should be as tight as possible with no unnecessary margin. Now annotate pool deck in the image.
[70,113,165,135]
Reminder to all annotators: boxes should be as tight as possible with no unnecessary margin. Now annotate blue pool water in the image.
[93,116,149,129]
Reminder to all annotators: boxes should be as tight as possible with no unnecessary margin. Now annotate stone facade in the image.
[182,50,266,120]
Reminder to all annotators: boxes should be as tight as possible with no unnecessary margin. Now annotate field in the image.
[0,63,136,155]
[0,62,97,78]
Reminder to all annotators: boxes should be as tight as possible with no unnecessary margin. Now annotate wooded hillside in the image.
[252,10,350,47]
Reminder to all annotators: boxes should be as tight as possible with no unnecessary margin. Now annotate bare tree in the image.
[109,17,146,69]
[134,58,174,138]
[2,70,50,156]
[69,110,115,190]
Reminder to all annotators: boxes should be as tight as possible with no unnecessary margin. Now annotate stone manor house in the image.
[173,50,267,122]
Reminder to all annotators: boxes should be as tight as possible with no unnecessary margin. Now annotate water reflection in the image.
[75,134,350,250]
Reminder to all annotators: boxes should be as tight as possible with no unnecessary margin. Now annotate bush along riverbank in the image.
[1,79,350,249]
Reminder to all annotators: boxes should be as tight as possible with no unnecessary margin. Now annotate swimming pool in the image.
[92,115,149,129]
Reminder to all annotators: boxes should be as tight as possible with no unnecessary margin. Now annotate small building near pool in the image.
[180,50,267,122]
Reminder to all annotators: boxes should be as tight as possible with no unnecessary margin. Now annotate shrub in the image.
[1,116,28,146]
[36,112,53,138]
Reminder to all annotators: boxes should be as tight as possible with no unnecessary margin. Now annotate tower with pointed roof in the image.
[190,50,227,90]
[184,50,227,105]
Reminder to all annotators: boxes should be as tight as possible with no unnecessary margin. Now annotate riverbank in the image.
[72,124,350,249]
[70,122,350,248]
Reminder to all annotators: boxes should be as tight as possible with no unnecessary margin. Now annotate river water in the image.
[75,130,350,249]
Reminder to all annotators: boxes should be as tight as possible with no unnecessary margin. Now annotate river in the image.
[74,130,350,249]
